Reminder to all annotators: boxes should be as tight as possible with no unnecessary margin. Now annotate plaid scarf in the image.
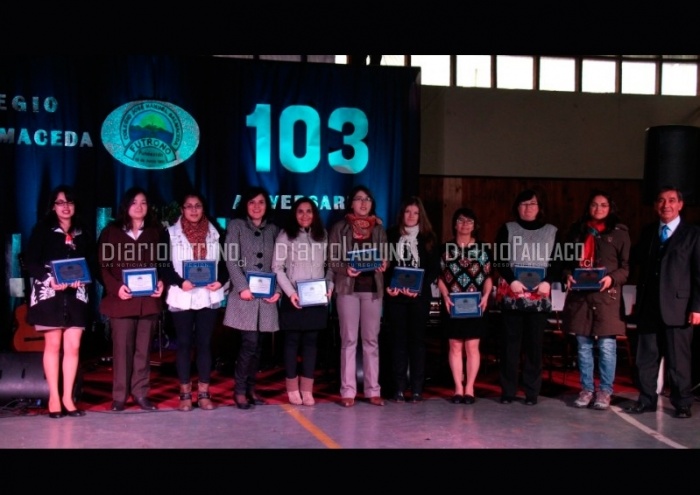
[180,217,209,260]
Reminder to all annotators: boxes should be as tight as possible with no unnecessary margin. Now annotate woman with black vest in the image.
[494,188,558,406]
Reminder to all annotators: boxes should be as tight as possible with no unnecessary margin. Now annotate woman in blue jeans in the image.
[562,190,630,410]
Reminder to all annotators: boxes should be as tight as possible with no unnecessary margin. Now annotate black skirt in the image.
[441,308,487,340]
[278,295,329,331]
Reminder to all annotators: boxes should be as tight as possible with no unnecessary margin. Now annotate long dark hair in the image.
[43,184,87,234]
[234,185,273,223]
[112,186,159,230]
[398,196,437,252]
[283,197,326,242]
[575,189,622,235]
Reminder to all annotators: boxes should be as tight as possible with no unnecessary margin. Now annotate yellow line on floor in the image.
[281,404,342,448]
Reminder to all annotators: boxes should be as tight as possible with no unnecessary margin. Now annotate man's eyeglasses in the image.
[456,217,474,224]
[183,204,203,210]
[519,202,539,208]
[54,201,75,207]
[352,197,372,203]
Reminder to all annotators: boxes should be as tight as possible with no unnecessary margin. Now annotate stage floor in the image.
[2,336,699,449]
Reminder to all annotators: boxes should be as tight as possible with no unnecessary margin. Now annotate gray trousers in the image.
[336,293,383,398]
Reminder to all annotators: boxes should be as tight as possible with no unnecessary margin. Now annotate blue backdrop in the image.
[1,55,420,337]
[1,55,421,250]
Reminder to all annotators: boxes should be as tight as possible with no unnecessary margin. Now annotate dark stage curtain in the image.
[1,54,419,239]
[0,54,420,341]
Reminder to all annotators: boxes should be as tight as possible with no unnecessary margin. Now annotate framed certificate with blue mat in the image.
[51,257,92,284]
[183,260,216,287]
[449,292,482,318]
[571,267,606,290]
[122,267,157,296]
[514,266,546,291]
[347,248,382,272]
[297,278,328,307]
[389,267,425,293]
[247,271,276,298]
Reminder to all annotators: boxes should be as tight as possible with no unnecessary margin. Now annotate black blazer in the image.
[633,219,700,328]
[383,225,440,303]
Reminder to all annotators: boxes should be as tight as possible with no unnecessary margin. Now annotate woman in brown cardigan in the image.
[98,186,164,412]
[328,185,388,407]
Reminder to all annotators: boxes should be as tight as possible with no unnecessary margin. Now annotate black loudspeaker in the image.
[0,352,83,406]
[0,352,49,406]
[643,125,700,205]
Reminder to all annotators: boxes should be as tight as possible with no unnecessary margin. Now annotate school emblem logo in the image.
[101,100,199,170]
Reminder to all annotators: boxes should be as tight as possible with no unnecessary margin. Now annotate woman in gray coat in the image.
[562,190,630,411]
[223,186,281,410]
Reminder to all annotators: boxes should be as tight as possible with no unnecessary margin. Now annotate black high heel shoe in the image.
[62,400,87,417]
[234,394,252,410]
[48,400,65,418]
[64,408,86,417]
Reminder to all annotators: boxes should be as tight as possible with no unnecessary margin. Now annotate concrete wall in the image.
[420,86,700,179]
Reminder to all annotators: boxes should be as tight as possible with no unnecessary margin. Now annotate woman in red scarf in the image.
[562,190,630,410]
[328,185,388,407]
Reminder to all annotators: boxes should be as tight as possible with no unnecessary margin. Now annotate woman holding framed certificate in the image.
[437,207,493,405]
[328,185,388,407]
[493,188,558,406]
[384,196,440,403]
[272,197,333,406]
[24,185,94,418]
[562,190,630,411]
[160,191,230,411]
[97,186,164,412]
[223,186,281,410]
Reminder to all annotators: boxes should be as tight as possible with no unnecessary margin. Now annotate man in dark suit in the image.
[626,186,700,419]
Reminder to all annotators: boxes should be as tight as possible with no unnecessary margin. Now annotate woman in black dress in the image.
[437,207,492,405]
[25,185,94,418]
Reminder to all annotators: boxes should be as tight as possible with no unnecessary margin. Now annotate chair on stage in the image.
[544,282,573,383]
[622,284,663,392]
[617,284,636,374]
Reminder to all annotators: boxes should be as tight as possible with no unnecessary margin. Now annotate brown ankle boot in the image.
[286,377,303,405]
[197,382,216,410]
[179,383,192,412]
[300,377,315,406]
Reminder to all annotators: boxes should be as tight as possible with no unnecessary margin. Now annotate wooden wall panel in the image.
[419,175,700,284]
